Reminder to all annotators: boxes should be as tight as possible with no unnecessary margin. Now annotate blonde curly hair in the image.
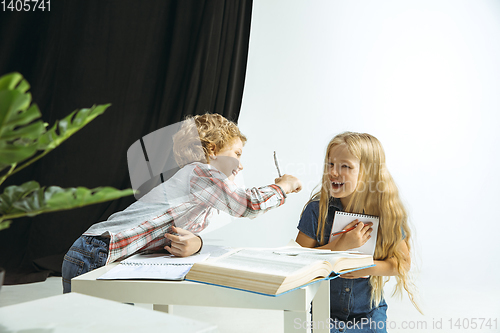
[173,114,247,167]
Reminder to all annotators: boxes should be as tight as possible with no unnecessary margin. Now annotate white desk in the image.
[72,263,331,333]
[0,292,219,333]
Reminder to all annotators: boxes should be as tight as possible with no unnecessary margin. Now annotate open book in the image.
[185,245,373,296]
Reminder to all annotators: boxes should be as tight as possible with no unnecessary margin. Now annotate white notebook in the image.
[329,211,379,255]
[98,252,211,280]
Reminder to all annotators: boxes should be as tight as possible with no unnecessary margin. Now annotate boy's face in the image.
[211,138,244,181]
[327,144,360,206]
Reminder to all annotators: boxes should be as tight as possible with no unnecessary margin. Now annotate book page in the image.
[199,244,233,258]
[206,249,324,277]
[123,252,210,265]
[292,252,371,269]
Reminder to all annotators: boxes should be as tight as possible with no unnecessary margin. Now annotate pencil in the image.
[273,151,282,177]
[331,226,356,237]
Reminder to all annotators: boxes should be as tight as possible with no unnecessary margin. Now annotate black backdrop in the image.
[0,0,253,284]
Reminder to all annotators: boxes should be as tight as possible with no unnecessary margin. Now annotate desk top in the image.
[72,262,320,311]
[0,292,219,333]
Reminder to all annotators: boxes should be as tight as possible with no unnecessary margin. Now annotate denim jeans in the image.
[62,235,109,293]
[328,278,388,333]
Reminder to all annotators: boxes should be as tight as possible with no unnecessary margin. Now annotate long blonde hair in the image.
[310,132,420,312]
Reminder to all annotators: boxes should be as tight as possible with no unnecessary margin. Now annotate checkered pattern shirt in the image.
[84,162,286,264]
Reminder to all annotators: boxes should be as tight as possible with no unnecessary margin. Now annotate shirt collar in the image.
[329,197,343,211]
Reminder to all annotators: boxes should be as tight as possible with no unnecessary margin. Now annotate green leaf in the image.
[0,143,38,165]
[45,186,134,210]
[0,72,111,178]
[0,181,40,214]
[0,73,124,230]
[37,104,111,151]
[0,184,133,220]
[0,78,41,171]
[0,90,32,135]
[0,72,28,91]
[0,220,12,231]
[2,120,46,140]
[12,188,46,216]
[5,104,42,128]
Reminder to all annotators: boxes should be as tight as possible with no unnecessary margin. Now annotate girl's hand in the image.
[335,219,373,251]
[164,226,202,257]
[275,174,303,194]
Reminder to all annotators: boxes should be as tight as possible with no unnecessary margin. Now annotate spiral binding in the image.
[335,211,379,220]
[121,262,192,266]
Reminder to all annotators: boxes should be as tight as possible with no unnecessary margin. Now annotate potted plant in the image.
[0,72,134,287]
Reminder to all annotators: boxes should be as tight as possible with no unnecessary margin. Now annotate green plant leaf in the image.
[0,72,111,179]
[45,186,134,210]
[37,104,110,151]
[0,90,31,126]
[0,220,12,231]
[0,75,43,172]
[0,143,38,166]
[1,183,134,220]
[0,72,29,92]
[0,181,41,215]
[0,73,130,230]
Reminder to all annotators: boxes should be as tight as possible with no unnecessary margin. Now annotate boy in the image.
[62,114,302,292]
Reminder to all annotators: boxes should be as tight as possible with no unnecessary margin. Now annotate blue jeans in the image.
[329,278,388,333]
[62,235,109,293]
[329,304,388,333]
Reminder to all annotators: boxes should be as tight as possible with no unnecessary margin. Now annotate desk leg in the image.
[153,304,174,314]
[284,309,309,333]
[311,280,330,333]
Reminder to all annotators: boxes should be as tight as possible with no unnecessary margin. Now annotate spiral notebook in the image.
[98,252,211,280]
[329,211,379,255]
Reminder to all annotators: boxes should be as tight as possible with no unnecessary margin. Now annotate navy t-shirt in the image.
[297,198,343,245]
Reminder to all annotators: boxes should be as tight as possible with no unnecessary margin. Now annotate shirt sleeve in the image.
[189,164,286,219]
[297,201,321,244]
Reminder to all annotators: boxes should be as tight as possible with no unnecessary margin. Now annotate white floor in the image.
[0,277,283,333]
[1,277,498,333]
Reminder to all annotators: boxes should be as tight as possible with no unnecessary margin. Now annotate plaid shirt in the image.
[84,162,286,264]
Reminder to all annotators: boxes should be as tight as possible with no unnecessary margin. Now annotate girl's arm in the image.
[296,230,346,250]
[341,240,410,278]
[295,231,411,277]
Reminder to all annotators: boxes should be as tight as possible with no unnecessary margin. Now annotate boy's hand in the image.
[275,174,302,194]
[164,226,202,257]
[334,220,373,251]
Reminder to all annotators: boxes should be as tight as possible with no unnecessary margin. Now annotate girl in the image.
[62,114,302,293]
[296,132,419,333]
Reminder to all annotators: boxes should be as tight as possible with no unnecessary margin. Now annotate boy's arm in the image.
[190,165,301,219]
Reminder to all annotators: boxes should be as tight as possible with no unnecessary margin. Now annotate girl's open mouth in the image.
[331,181,344,190]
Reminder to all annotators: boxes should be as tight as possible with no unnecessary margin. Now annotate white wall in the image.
[203,1,500,330]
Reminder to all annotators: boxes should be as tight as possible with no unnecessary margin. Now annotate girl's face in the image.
[210,138,244,181]
[327,144,360,206]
